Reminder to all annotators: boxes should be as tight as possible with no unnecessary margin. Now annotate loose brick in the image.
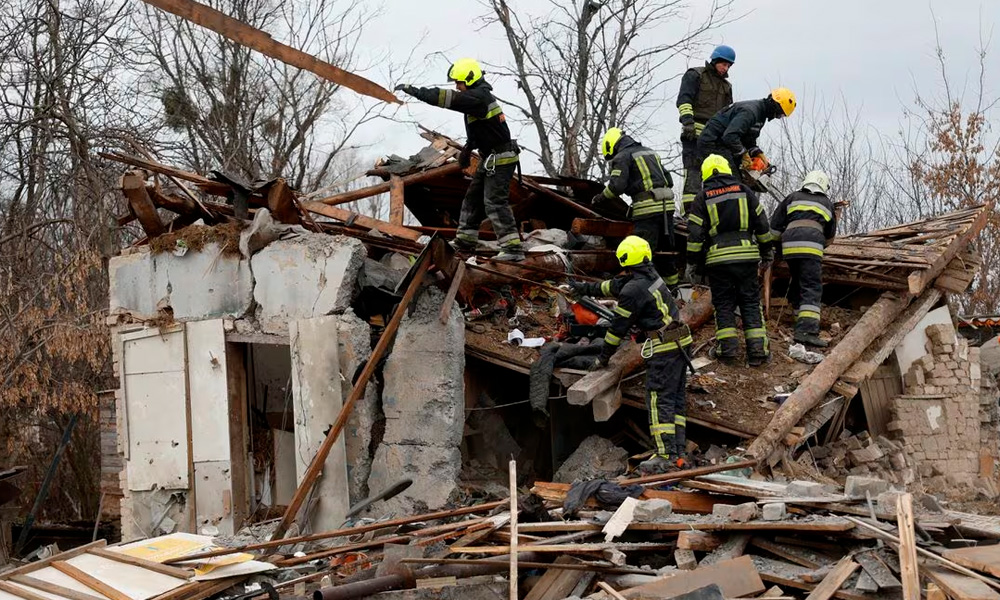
[729,502,760,523]
[845,475,889,498]
[762,503,787,521]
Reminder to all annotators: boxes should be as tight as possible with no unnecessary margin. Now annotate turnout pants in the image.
[456,161,521,249]
[680,139,700,215]
[787,256,824,335]
[707,262,769,359]
[695,142,741,179]
[632,216,679,287]
[645,351,688,459]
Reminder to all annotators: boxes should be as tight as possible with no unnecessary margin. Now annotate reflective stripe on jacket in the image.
[686,173,772,265]
[769,189,837,257]
[602,136,675,219]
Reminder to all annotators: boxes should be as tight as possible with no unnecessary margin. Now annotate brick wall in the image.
[888,322,1000,496]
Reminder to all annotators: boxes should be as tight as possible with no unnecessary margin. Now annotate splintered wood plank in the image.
[301,201,422,240]
[50,562,131,600]
[523,556,587,600]
[750,538,822,569]
[122,172,166,237]
[87,548,191,580]
[943,544,1000,578]
[621,555,765,599]
[896,493,921,600]
[854,551,902,590]
[7,575,106,600]
[804,558,859,600]
[700,534,752,567]
[388,175,405,226]
[265,178,299,224]
[925,565,1000,600]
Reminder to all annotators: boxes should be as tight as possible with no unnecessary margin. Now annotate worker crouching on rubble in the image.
[769,170,837,348]
[696,87,796,177]
[687,155,774,367]
[562,236,693,474]
[395,58,524,261]
[594,128,680,289]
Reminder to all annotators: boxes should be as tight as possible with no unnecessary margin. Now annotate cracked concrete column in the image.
[367,286,465,515]
[290,316,350,533]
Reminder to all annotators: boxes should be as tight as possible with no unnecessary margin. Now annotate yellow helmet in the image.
[448,58,483,86]
[601,127,623,159]
[701,154,732,180]
[770,87,796,117]
[616,235,652,267]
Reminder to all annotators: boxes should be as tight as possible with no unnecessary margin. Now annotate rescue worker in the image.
[697,88,797,177]
[687,155,774,366]
[563,236,693,474]
[769,170,837,348]
[396,58,524,261]
[594,128,679,288]
[676,44,735,215]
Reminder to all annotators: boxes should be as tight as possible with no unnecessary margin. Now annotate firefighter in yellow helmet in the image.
[697,88,796,177]
[563,236,693,474]
[687,155,775,366]
[595,127,680,289]
[395,58,524,261]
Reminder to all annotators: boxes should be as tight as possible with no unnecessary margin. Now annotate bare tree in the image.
[133,0,391,193]
[480,0,738,179]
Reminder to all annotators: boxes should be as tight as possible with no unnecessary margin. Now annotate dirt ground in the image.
[463,284,864,436]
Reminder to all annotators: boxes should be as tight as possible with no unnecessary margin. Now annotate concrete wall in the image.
[888,322,999,497]
[367,287,465,515]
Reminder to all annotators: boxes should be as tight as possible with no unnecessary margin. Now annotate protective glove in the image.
[748,146,764,158]
[591,192,607,206]
[681,122,697,142]
[458,145,473,168]
[740,153,753,170]
[588,356,609,371]
[569,280,588,295]
[394,84,413,94]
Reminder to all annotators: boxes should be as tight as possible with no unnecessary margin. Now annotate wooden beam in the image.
[907,204,991,295]
[269,252,431,542]
[621,555,765,599]
[804,558,859,600]
[530,481,730,515]
[8,576,106,600]
[897,494,920,600]
[315,162,463,206]
[925,565,1000,600]
[678,531,724,551]
[122,172,166,237]
[137,0,398,104]
[388,175,405,226]
[439,261,465,325]
[87,547,192,580]
[854,550,901,591]
[508,459,518,600]
[51,561,132,600]
[301,201,423,241]
[570,218,633,238]
[0,540,107,577]
[0,582,51,600]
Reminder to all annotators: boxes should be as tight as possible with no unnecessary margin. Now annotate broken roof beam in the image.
[302,201,423,241]
[138,0,398,104]
[748,203,992,465]
[121,172,166,237]
[314,162,464,207]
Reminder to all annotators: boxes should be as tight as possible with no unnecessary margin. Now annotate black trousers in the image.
[632,216,679,287]
[695,142,741,178]
[707,261,768,358]
[645,351,688,458]
[787,256,824,335]
[456,161,520,248]
[680,138,701,212]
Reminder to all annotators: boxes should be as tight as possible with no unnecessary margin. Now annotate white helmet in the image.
[801,170,830,194]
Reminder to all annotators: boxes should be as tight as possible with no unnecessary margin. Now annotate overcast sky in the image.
[350,0,997,173]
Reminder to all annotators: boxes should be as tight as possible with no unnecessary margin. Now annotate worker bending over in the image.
[595,128,679,288]
[697,88,796,178]
[687,155,774,367]
[396,58,524,261]
[565,236,692,474]
[770,170,837,348]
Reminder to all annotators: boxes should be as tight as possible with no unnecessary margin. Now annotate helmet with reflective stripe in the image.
[447,58,483,86]
[601,127,623,159]
[616,235,652,267]
[801,170,831,194]
[710,45,736,64]
[701,154,732,181]
[770,87,797,117]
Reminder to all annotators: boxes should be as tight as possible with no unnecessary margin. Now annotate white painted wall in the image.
[895,306,953,375]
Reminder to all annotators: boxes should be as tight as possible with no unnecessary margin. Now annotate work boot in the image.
[794,331,829,348]
[746,338,770,367]
[708,339,739,364]
[493,244,525,262]
[637,454,675,475]
[449,238,477,253]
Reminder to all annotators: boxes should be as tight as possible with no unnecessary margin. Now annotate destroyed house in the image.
[100,129,997,557]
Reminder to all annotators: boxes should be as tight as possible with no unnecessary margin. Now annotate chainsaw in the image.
[741,154,779,196]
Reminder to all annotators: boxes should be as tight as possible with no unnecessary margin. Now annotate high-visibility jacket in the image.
[407,80,517,161]
[576,263,692,362]
[686,173,772,266]
[769,189,837,257]
[601,136,674,219]
[676,63,733,137]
